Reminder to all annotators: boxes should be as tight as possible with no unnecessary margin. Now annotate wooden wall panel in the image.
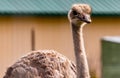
[35,17,75,61]
[0,16,31,78]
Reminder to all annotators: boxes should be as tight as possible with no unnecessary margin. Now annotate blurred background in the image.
[0,0,120,78]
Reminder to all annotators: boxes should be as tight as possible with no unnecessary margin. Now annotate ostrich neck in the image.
[71,23,90,78]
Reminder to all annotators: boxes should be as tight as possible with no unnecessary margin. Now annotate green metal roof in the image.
[0,0,120,16]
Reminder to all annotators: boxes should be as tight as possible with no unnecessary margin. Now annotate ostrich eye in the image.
[72,10,77,15]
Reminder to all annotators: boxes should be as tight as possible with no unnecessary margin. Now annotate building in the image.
[0,0,120,78]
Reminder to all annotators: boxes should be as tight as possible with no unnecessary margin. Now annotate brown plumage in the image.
[3,3,92,78]
[3,50,76,78]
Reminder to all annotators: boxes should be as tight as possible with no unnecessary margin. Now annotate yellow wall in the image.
[84,16,120,78]
[0,16,120,78]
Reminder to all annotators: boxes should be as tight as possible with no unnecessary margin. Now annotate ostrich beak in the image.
[84,14,91,23]
[77,14,91,23]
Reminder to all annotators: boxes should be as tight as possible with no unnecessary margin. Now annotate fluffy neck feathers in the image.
[71,23,90,78]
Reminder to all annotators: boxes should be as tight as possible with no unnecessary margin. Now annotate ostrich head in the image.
[68,4,92,26]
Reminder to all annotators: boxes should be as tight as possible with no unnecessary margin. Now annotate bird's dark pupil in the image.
[73,10,77,15]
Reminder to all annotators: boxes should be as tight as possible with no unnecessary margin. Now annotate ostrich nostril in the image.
[82,16,85,20]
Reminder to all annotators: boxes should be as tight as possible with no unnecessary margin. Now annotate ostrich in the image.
[3,3,92,78]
